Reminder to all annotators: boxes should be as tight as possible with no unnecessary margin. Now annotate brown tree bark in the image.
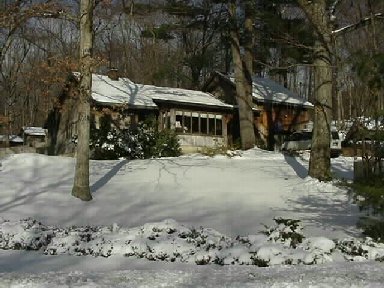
[72,0,94,201]
[228,0,255,150]
[297,0,333,181]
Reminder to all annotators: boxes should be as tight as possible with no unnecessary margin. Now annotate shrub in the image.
[262,217,305,248]
[90,116,181,160]
[350,176,384,241]
[200,139,241,157]
[150,129,181,158]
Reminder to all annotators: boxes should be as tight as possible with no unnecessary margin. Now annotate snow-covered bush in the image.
[2,217,384,267]
[337,237,384,261]
[0,218,53,251]
[90,116,181,160]
[262,217,305,248]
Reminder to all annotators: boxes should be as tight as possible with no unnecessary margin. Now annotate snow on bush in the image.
[337,237,384,261]
[262,217,305,248]
[1,217,384,267]
[90,117,181,160]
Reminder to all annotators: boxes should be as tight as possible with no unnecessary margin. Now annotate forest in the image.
[1,0,382,129]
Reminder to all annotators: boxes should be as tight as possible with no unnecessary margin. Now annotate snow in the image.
[22,127,47,136]
[0,149,383,286]
[252,77,313,108]
[0,135,24,143]
[227,74,313,107]
[91,73,232,109]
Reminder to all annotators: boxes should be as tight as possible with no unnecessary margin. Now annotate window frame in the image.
[173,109,223,137]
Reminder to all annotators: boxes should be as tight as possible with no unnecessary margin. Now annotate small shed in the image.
[22,127,47,148]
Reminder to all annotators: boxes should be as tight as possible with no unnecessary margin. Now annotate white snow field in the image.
[0,148,383,287]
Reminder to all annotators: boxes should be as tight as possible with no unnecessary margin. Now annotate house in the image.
[47,72,234,155]
[203,72,313,148]
[22,127,47,148]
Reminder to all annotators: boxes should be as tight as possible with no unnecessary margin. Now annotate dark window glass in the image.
[215,117,222,136]
[192,112,199,133]
[302,132,312,140]
[208,116,215,135]
[291,133,301,141]
[184,112,191,133]
[331,131,339,139]
[200,114,208,134]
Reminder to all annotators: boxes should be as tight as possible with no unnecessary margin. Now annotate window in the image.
[215,115,222,136]
[183,111,191,133]
[192,112,199,133]
[208,114,215,135]
[175,111,183,133]
[200,113,208,134]
[331,131,339,140]
[173,110,223,136]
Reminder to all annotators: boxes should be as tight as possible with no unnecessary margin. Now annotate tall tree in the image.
[296,0,334,180]
[228,0,255,150]
[72,0,94,201]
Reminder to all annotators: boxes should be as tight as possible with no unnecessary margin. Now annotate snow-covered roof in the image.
[91,74,233,110]
[23,127,46,136]
[251,77,313,108]
[220,72,313,108]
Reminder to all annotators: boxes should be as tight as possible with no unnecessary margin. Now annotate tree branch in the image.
[332,13,383,36]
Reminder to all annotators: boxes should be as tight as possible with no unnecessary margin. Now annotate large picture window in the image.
[174,110,223,136]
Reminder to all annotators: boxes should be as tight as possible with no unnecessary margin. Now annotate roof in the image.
[251,77,313,108]
[206,72,313,108]
[89,74,233,110]
[23,127,46,136]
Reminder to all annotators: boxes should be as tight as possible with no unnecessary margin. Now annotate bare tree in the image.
[72,0,94,201]
[297,0,334,180]
[228,0,255,150]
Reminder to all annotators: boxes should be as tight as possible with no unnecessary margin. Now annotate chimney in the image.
[107,68,119,81]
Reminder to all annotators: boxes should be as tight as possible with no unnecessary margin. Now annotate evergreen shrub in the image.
[90,116,181,160]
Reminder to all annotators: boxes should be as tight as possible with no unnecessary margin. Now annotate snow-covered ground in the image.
[0,149,383,287]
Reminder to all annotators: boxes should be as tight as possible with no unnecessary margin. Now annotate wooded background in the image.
[0,0,383,135]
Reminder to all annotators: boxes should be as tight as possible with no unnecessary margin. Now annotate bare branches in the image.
[0,1,78,67]
[332,13,384,36]
[0,1,78,29]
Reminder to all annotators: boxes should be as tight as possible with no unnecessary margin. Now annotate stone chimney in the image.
[107,68,119,81]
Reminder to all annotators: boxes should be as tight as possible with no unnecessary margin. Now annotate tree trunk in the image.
[243,0,254,111]
[308,38,332,180]
[298,0,333,181]
[229,0,255,150]
[72,0,93,201]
